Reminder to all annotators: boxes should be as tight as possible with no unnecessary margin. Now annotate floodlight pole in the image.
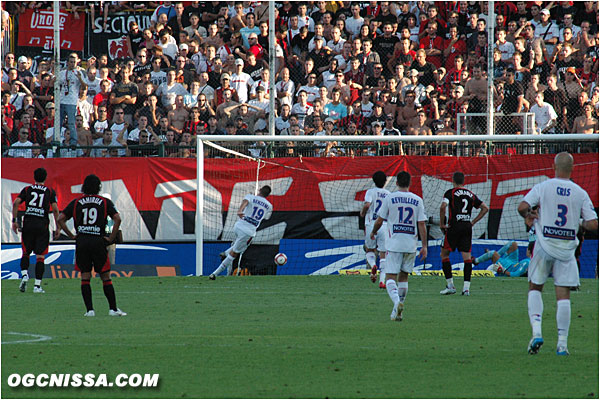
[53,0,61,144]
[268,2,275,137]
[487,1,495,136]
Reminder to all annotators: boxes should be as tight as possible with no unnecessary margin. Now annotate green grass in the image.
[1,276,598,399]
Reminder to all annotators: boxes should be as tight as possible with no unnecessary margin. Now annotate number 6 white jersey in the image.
[236,194,273,236]
[523,178,597,261]
[378,191,427,253]
[364,188,391,227]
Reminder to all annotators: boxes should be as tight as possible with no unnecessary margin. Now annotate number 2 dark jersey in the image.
[18,184,57,226]
[62,195,118,237]
[443,187,482,226]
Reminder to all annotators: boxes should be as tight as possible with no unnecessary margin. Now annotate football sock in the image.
[379,259,386,284]
[386,279,399,305]
[35,260,45,280]
[20,256,30,274]
[34,279,42,287]
[366,252,377,268]
[463,260,472,282]
[212,254,235,276]
[463,281,471,291]
[528,290,543,337]
[397,281,408,304]
[21,270,29,279]
[556,299,570,346]
[103,280,118,311]
[442,258,453,281]
[81,280,94,312]
[446,278,454,288]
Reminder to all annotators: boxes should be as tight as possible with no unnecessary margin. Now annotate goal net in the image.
[196,135,599,278]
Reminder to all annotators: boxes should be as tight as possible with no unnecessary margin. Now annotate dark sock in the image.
[442,258,453,280]
[464,260,472,282]
[35,260,45,280]
[20,256,30,274]
[103,280,117,311]
[81,280,93,311]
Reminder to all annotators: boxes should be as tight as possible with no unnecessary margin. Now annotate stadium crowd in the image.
[1,1,599,158]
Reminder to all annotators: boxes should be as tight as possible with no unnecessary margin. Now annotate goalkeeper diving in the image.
[473,226,536,277]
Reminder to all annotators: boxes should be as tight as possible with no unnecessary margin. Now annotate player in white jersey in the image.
[371,172,428,321]
[360,171,390,288]
[209,186,273,280]
[518,152,598,356]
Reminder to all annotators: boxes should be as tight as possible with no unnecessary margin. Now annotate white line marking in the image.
[2,332,52,344]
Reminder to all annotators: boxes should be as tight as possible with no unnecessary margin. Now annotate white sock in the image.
[379,259,386,284]
[21,271,29,279]
[212,254,235,276]
[528,290,543,338]
[463,281,471,291]
[446,278,454,288]
[386,279,399,305]
[556,299,571,347]
[34,279,42,286]
[397,281,408,304]
[366,252,376,268]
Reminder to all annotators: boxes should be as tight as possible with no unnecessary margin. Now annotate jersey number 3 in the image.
[555,204,568,227]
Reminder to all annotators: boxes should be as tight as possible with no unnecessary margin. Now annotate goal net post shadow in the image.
[195,135,598,277]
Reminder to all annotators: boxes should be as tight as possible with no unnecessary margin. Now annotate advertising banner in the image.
[88,11,153,59]
[17,9,85,51]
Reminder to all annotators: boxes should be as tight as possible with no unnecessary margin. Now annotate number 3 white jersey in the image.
[236,194,273,236]
[364,188,391,227]
[523,178,597,261]
[378,191,427,253]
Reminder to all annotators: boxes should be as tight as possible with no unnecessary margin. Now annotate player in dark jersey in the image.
[12,168,59,294]
[57,174,126,317]
[439,172,489,296]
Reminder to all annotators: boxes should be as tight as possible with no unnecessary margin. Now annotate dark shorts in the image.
[75,235,110,274]
[21,221,49,256]
[443,223,472,253]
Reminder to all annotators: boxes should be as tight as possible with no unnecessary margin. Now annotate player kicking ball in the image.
[12,168,59,294]
[518,152,597,356]
[360,171,390,288]
[209,185,273,280]
[439,172,488,296]
[370,172,427,321]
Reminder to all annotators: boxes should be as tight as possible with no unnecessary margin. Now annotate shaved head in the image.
[554,152,574,177]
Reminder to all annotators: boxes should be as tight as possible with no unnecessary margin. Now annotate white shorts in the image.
[231,226,254,254]
[365,224,386,252]
[528,244,580,287]
[385,251,416,274]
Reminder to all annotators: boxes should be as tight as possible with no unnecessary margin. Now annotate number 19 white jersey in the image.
[378,190,427,253]
[364,188,391,228]
[236,194,273,236]
[523,178,597,261]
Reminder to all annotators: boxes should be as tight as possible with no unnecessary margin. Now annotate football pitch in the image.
[2,275,598,399]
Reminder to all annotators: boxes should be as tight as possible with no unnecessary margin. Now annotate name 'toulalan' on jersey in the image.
[378,191,427,253]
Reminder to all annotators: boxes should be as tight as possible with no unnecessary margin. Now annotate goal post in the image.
[195,135,598,277]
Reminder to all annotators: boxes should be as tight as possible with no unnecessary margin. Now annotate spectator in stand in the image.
[572,101,599,134]
[7,128,33,158]
[530,91,558,134]
[534,9,559,57]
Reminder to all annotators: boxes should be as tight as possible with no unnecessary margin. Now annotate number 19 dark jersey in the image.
[62,195,118,237]
[18,184,57,226]
[443,187,482,226]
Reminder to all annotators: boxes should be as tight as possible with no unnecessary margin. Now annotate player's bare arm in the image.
[582,217,598,232]
[56,213,76,239]
[370,216,384,240]
[439,201,448,230]
[517,200,538,227]
[359,201,371,218]
[418,220,428,260]
[471,202,489,226]
[11,197,22,233]
[237,199,249,219]
[51,202,60,238]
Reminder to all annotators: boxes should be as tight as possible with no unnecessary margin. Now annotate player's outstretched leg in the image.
[101,272,126,316]
[33,256,45,293]
[19,254,30,293]
[527,288,544,354]
[210,252,235,280]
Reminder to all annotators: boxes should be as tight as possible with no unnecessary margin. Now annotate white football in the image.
[274,252,287,266]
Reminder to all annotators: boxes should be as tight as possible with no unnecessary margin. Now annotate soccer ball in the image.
[274,253,287,266]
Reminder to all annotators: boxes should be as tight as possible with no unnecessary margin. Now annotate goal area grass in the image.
[2,275,598,399]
